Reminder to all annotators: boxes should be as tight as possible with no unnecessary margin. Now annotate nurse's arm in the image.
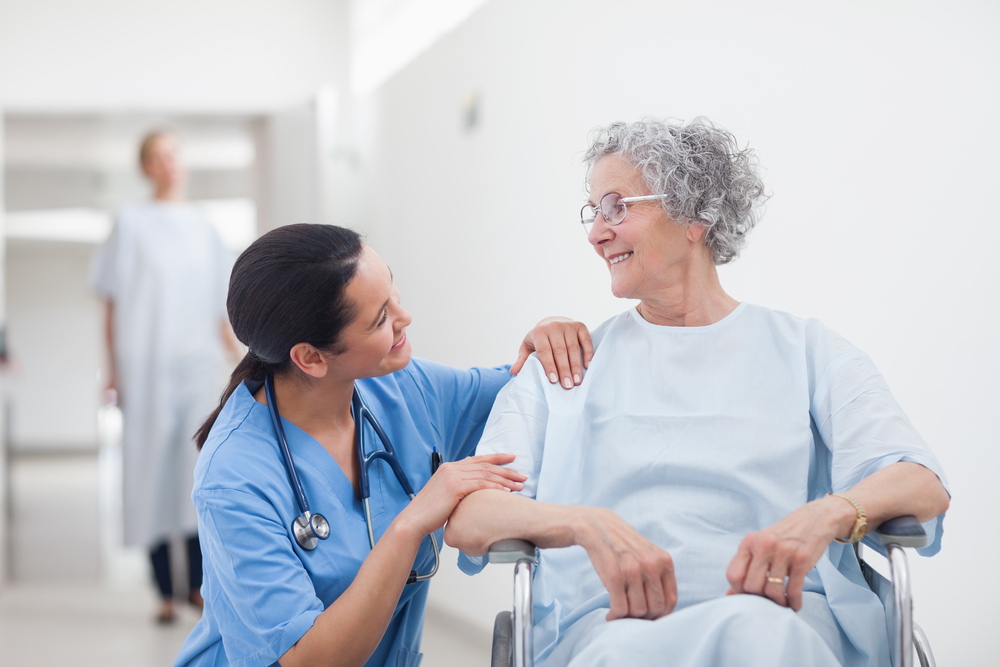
[278,516,425,667]
[445,489,677,621]
[279,454,525,667]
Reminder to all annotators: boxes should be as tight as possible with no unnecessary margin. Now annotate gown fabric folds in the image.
[91,202,232,548]
[462,303,948,667]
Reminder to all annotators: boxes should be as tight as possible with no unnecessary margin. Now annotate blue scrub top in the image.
[174,358,511,667]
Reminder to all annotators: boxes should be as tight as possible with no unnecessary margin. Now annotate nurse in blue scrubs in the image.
[174,223,592,667]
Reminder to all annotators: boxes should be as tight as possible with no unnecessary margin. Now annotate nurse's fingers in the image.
[512,317,592,389]
[569,323,594,375]
[510,346,530,377]
[464,452,517,466]
[546,321,592,387]
[547,332,574,390]
[438,457,526,492]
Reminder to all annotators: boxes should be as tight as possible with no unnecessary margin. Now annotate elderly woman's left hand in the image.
[724,496,856,611]
[512,316,594,390]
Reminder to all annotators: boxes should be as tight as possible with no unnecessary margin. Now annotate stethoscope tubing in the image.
[354,390,416,499]
[264,375,313,518]
[264,373,439,581]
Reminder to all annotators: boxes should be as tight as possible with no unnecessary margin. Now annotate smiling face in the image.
[587,155,709,301]
[326,245,412,380]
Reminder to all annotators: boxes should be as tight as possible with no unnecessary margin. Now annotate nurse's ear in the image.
[289,342,329,379]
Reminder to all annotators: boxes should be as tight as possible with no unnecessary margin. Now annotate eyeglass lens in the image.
[580,193,627,231]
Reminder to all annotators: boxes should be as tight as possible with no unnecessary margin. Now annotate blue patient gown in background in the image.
[175,359,511,667]
[91,202,231,548]
[463,304,949,667]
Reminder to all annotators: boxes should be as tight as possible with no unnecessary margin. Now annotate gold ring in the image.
[766,577,784,584]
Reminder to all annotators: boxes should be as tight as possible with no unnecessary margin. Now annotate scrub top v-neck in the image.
[174,358,511,667]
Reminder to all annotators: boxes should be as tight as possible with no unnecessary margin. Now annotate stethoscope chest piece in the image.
[294,512,331,551]
[264,374,439,579]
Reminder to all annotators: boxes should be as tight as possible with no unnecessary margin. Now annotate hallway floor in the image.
[0,452,491,666]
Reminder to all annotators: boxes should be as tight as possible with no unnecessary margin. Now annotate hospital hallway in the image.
[0,451,491,666]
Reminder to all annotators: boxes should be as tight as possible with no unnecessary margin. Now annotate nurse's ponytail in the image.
[194,224,364,450]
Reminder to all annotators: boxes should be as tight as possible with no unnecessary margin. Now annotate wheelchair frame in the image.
[486,516,936,667]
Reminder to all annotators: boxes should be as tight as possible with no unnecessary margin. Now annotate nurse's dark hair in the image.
[194,223,364,450]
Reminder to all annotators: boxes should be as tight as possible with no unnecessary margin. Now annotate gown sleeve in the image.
[807,321,951,557]
[457,356,551,575]
[196,487,324,666]
[470,355,550,499]
[401,359,512,462]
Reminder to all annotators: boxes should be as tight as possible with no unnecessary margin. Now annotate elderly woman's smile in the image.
[587,155,713,307]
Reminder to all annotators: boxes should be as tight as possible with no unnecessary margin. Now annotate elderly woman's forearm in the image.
[444,490,584,556]
[846,461,950,527]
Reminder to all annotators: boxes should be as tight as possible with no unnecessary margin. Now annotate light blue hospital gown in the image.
[91,202,232,547]
[462,304,948,667]
[175,359,510,667]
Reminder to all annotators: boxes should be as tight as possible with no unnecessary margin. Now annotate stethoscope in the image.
[264,374,441,584]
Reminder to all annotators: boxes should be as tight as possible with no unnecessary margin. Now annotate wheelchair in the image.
[486,516,936,667]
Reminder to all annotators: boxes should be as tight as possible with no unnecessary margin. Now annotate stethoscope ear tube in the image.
[354,388,440,582]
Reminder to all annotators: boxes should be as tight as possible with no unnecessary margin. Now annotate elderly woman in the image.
[445,118,950,667]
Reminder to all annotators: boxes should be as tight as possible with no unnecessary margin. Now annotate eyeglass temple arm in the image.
[619,194,668,203]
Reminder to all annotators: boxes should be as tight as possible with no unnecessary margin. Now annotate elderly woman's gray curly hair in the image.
[584,118,767,265]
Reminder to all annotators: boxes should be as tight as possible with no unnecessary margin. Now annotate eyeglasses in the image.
[580,193,668,233]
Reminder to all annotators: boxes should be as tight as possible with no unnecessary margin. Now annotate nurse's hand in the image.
[400,453,528,538]
[724,495,855,611]
[512,316,593,390]
[576,507,677,621]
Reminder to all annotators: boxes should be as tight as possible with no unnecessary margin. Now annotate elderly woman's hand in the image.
[512,316,594,390]
[576,507,677,620]
[724,496,856,610]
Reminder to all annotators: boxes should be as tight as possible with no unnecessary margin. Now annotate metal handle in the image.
[513,557,534,667]
[887,544,913,667]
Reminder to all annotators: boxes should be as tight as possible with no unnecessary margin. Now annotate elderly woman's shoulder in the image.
[744,303,865,361]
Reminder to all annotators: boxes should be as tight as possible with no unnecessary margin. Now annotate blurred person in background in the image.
[92,130,240,624]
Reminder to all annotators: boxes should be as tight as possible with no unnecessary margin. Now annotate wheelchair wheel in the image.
[491,610,514,667]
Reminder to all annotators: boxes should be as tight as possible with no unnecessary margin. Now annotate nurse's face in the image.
[329,245,413,379]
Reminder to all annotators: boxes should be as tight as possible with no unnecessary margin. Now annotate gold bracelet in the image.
[828,493,868,544]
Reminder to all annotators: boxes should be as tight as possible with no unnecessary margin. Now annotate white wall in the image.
[0,108,7,585]
[352,0,1000,662]
[0,0,348,113]
[4,240,104,449]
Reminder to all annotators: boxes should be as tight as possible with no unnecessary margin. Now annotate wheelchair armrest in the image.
[488,539,537,564]
[871,515,930,550]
